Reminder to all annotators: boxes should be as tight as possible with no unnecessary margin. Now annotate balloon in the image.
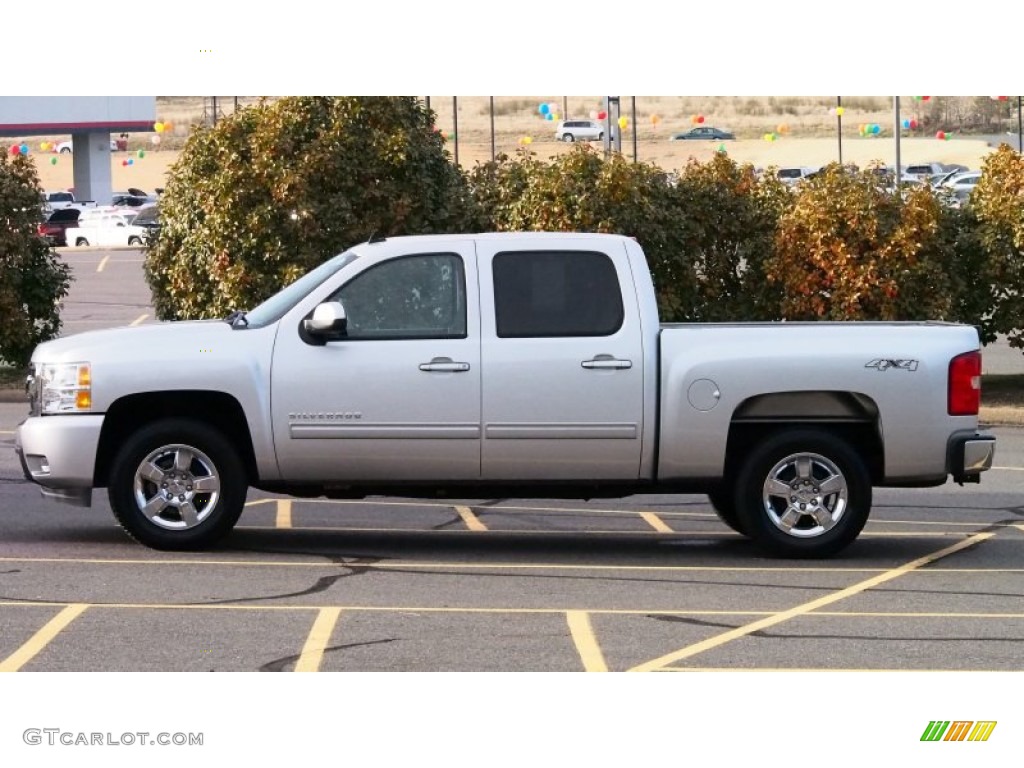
[520,136,533,145]
[777,123,789,134]
[835,106,845,117]
[902,119,910,129]
[691,114,699,125]
[943,132,952,141]
[717,143,727,153]
[154,121,164,133]
[447,132,456,140]
[935,130,946,140]
[151,135,161,145]
[50,157,58,165]
[921,96,931,102]
[539,103,549,115]
[121,159,128,166]
[19,143,29,155]
[617,116,628,129]
[545,113,553,121]
[650,114,660,125]
[137,149,145,158]
[127,158,134,165]
[910,119,918,129]
[8,144,19,156]
[697,115,705,124]
[763,133,773,142]
[872,124,881,134]
[553,113,560,121]
[39,141,49,151]
[913,96,923,101]
[597,111,607,120]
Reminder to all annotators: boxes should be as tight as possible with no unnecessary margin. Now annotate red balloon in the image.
[909,119,918,129]
[8,144,19,156]
[122,159,129,166]
[935,130,946,140]
[597,111,607,120]
[922,96,931,102]
[697,115,705,124]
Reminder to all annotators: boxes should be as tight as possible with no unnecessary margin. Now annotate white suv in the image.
[555,119,604,142]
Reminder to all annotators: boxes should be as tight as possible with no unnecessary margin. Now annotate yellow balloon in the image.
[39,141,49,151]
[617,116,628,129]
[835,107,845,117]
[154,122,165,133]
[650,114,661,125]
[522,136,533,145]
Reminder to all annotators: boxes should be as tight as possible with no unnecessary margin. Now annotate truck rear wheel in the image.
[107,419,247,550]
[734,428,871,558]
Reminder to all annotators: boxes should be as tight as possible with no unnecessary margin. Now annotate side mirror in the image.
[303,301,348,341]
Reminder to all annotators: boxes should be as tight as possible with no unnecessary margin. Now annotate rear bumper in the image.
[947,430,996,484]
[15,415,103,507]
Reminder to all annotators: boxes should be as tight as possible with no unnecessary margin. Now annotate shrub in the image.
[0,154,72,367]
[767,165,962,321]
[145,96,476,321]
[972,143,1024,348]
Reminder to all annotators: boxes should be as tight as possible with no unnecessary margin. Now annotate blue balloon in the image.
[545,112,553,120]
[902,119,910,129]
[18,142,28,155]
[539,103,550,115]
[872,124,881,134]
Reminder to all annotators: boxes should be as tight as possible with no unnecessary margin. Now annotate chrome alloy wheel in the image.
[132,444,221,530]
[761,451,848,538]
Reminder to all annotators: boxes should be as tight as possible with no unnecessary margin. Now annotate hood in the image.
[32,319,233,364]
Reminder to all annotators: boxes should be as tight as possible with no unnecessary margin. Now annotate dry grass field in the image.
[21,96,1011,193]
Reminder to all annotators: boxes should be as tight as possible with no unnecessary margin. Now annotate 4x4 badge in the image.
[865,359,919,371]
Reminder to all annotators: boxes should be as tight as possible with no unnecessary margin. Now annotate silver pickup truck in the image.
[15,232,996,557]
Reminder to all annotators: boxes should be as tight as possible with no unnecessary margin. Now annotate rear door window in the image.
[492,250,624,338]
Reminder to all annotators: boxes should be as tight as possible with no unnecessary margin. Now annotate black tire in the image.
[598,132,604,141]
[107,419,247,550]
[76,237,89,247]
[562,133,575,142]
[59,147,72,154]
[707,485,747,535]
[128,236,142,246]
[734,428,871,558]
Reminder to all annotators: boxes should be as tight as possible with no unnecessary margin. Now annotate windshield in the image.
[241,249,361,329]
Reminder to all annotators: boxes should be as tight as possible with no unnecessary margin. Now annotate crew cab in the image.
[64,208,147,247]
[15,233,996,556]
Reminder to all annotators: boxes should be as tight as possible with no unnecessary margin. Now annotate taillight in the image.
[948,351,981,415]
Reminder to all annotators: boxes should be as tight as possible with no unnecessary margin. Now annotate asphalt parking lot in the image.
[1,248,1021,672]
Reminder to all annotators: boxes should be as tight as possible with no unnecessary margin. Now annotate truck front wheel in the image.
[107,419,247,550]
[734,429,871,558]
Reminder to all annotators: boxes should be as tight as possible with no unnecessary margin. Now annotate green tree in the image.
[0,153,72,367]
[146,97,477,321]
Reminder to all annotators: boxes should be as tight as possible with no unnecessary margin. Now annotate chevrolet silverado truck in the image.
[15,232,996,557]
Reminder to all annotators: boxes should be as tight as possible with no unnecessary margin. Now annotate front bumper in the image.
[947,430,996,484]
[15,415,104,507]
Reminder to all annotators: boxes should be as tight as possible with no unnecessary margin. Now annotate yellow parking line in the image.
[295,608,342,672]
[129,314,149,326]
[0,430,14,435]
[566,611,609,672]
[276,499,293,529]
[455,505,488,532]
[96,255,110,273]
[628,532,994,672]
[243,499,274,507]
[0,604,88,672]
[639,512,674,533]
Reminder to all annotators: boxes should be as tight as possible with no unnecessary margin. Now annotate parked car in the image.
[670,127,735,141]
[37,207,83,246]
[64,208,147,247]
[112,189,157,207]
[776,167,816,185]
[56,139,120,154]
[902,162,965,181]
[555,119,604,142]
[132,203,160,242]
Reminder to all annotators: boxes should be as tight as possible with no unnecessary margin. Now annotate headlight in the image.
[34,362,92,414]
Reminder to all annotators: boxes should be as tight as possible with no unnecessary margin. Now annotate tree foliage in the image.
[146,96,476,320]
[0,154,71,367]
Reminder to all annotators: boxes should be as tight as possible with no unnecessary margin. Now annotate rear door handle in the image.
[581,357,632,370]
[419,357,470,373]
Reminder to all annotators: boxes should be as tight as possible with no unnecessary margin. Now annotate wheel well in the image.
[726,391,884,483]
[94,391,258,487]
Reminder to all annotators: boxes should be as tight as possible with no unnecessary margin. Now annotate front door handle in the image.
[582,357,633,370]
[419,357,470,373]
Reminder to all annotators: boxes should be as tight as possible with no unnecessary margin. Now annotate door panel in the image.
[477,239,645,481]
[271,245,481,482]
